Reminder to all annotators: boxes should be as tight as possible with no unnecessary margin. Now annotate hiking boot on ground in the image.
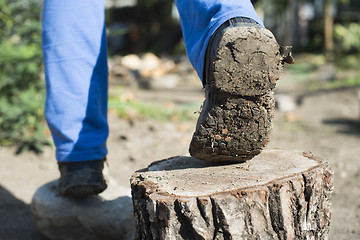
[58,159,107,198]
[189,17,283,162]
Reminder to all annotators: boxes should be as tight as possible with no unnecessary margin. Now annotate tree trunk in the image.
[324,0,334,62]
[131,149,333,240]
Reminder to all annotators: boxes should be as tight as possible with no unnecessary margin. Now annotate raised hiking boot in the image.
[58,159,107,198]
[189,17,283,162]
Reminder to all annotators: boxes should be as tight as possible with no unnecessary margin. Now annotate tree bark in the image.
[131,149,333,240]
[324,0,334,62]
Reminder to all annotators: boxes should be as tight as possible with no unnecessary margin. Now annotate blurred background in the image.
[1,0,360,153]
[0,0,359,239]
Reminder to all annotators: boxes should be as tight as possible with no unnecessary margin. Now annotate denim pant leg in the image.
[42,0,109,162]
[174,0,263,83]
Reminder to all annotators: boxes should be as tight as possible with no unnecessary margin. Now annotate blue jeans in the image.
[42,0,263,162]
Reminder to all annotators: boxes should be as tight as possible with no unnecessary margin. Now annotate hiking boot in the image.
[189,17,283,162]
[58,159,107,198]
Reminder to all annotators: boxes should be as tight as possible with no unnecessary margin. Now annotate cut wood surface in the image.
[131,149,333,240]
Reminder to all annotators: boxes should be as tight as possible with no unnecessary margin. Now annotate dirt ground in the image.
[0,79,359,239]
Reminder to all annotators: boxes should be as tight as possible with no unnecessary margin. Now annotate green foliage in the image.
[308,76,360,90]
[334,22,360,69]
[0,0,49,153]
[0,87,49,153]
[335,22,360,52]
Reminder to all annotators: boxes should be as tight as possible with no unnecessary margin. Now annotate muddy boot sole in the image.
[190,92,275,162]
[208,24,283,96]
[60,183,107,198]
[189,21,283,162]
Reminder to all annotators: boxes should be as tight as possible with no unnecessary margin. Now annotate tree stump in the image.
[130,149,333,240]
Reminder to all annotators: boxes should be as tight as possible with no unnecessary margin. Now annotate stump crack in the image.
[289,181,303,238]
[196,198,212,227]
[210,197,231,240]
[174,200,204,240]
[302,173,313,219]
[268,184,287,239]
[210,197,221,240]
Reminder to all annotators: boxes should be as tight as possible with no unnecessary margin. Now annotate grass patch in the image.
[278,53,324,87]
[279,53,360,91]
[308,76,360,91]
[108,88,200,122]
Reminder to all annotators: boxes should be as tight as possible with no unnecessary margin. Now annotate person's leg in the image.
[42,0,108,197]
[174,0,264,83]
[175,0,284,161]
